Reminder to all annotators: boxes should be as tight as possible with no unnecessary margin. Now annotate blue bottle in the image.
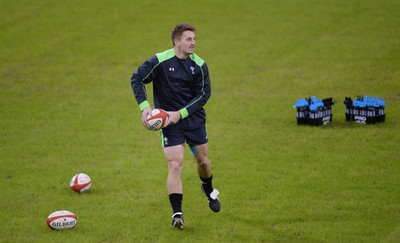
[352,100,360,121]
[294,98,309,125]
[309,104,319,126]
[366,98,376,124]
[377,98,386,123]
[357,101,367,124]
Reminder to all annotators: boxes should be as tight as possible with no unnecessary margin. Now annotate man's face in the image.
[176,30,195,55]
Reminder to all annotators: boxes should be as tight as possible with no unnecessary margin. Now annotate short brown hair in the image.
[171,23,196,46]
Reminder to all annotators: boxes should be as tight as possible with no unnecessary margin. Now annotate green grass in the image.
[1,0,400,242]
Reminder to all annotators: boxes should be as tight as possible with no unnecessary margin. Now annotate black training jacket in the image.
[130,48,211,128]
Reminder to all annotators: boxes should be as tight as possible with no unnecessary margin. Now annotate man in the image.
[130,23,220,229]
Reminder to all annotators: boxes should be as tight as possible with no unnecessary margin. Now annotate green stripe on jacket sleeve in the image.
[139,101,151,111]
[179,108,189,119]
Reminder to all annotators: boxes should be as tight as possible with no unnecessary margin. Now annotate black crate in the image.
[294,96,334,126]
[343,96,385,124]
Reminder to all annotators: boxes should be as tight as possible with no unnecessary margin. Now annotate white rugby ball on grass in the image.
[70,173,91,193]
[47,210,77,230]
[146,108,169,131]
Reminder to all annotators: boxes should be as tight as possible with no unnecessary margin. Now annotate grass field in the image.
[1,0,399,242]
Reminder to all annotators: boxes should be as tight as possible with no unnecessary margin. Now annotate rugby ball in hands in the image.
[146,108,169,131]
[70,173,92,193]
[47,210,77,230]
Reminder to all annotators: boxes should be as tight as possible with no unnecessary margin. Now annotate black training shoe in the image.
[171,212,184,229]
[201,185,220,212]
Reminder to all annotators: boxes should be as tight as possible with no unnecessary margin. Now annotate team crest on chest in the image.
[190,66,195,74]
